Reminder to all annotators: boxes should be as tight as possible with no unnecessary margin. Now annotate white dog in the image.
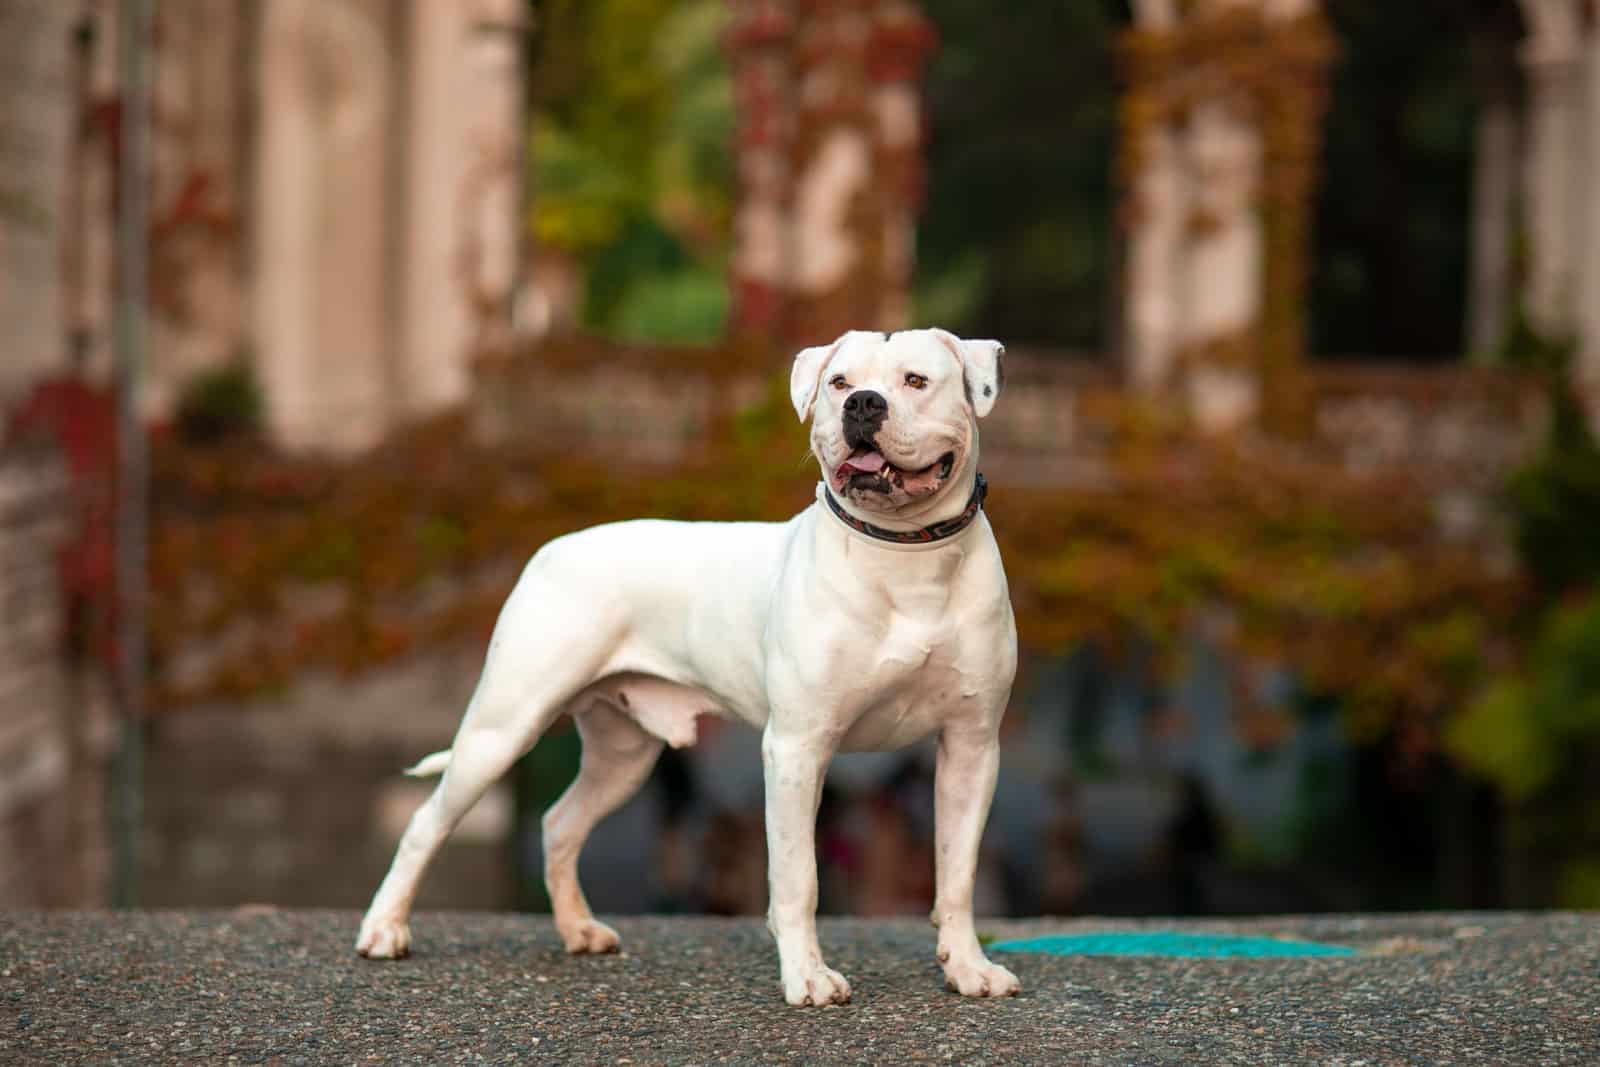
[356,328,1021,1005]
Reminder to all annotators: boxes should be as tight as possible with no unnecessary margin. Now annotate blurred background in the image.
[3,0,1599,921]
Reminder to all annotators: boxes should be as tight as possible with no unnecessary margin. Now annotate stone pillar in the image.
[726,0,935,349]
[866,0,936,332]
[1576,13,1600,420]
[1121,0,1187,392]
[1466,29,1523,359]
[1178,62,1265,433]
[0,0,77,404]
[1116,0,1332,433]
[144,0,251,420]
[726,0,795,341]
[62,1,119,388]
[400,0,528,420]
[1516,0,1587,339]
[787,0,890,346]
[252,0,397,454]
[1179,0,1319,434]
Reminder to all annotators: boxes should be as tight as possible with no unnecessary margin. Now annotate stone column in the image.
[1121,0,1187,393]
[63,1,119,388]
[252,0,396,454]
[0,0,78,403]
[1178,43,1265,431]
[1178,0,1275,433]
[786,0,886,347]
[726,0,795,341]
[866,0,936,332]
[1465,29,1523,359]
[144,0,250,420]
[1118,0,1331,433]
[1516,0,1587,339]
[400,0,528,421]
[1576,12,1600,421]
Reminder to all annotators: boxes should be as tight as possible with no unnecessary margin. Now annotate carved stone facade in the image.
[1458,0,1600,419]
[1427,0,1600,419]
[20,0,529,455]
[0,0,78,402]
[725,0,935,349]
[253,0,528,453]
[1511,0,1600,413]
[1117,0,1334,433]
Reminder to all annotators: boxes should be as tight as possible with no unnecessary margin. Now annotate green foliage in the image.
[916,0,1123,347]
[174,362,263,445]
[1445,677,1556,801]
[529,0,731,341]
[1503,333,1600,596]
[530,118,640,251]
[611,270,729,344]
[1312,0,1476,360]
[1448,318,1600,902]
[1447,599,1600,800]
[1558,858,1600,910]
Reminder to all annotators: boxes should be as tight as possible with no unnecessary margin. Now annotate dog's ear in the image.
[932,329,1005,418]
[789,334,847,422]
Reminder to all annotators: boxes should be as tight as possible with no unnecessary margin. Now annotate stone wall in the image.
[140,644,513,911]
[0,443,110,908]
[471,343,1543,517]
[131,339,1547,912]
[25,0,528,453]
[249,0,528,454]
[0,0,76,405]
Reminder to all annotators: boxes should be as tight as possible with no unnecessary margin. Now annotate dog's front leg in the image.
[932,724,1020,997]
[761,725,850,1006]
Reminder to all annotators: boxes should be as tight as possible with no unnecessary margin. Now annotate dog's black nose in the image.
[843,390,887,420]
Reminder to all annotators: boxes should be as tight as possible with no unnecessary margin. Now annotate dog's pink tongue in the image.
[841,450,887,474]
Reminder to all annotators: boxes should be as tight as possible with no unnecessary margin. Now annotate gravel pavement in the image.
[2,911,1596,1065]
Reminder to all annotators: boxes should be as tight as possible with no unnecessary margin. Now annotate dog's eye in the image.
[829,375,849,390]
[905,373,928,390]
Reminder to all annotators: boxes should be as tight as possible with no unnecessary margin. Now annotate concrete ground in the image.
[1,911,1596,1065]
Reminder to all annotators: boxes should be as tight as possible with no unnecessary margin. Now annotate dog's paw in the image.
[782,963,852,1007]
[560,918,621,955]
[940,955,1020,998]
[355,914,412,960]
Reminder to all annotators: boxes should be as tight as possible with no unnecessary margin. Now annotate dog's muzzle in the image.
[842,389,887,452]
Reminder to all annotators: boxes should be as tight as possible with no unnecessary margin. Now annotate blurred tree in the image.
[528,0,733,342]
[525,0,1508,359]
[1310,0,1484,361]
[1446,338,1600,906]
[914,0,1126,349]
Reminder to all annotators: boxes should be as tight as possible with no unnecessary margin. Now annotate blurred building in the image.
[2,0,527,455]
[0,440,111,909]
[1119,0,1600,427]
[1,0,1596,914]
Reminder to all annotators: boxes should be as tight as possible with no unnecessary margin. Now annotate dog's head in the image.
[790,328,1004,518]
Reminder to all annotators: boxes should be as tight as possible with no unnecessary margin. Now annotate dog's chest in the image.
[836,611,989,751]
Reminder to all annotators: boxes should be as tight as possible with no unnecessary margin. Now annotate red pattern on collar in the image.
[823,474,988,544]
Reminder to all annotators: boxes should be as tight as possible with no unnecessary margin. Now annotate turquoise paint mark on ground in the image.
[989,932,1356,958]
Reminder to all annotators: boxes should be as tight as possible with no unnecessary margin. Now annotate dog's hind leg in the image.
[356,705,567,959]
[542,699,663,954]
[356,577,621,959]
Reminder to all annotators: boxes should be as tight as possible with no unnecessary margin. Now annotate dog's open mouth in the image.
[834,448,956,495]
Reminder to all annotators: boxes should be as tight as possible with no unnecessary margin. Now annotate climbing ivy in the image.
[1116,8,1338,432]
[150,341,1519,777]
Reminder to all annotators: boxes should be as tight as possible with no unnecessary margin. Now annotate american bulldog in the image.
[357,327,1021,1005]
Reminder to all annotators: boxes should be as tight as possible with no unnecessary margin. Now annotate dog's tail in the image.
[403,749,453,778]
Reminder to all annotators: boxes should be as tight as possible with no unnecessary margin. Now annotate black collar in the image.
[823,473,988,545]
